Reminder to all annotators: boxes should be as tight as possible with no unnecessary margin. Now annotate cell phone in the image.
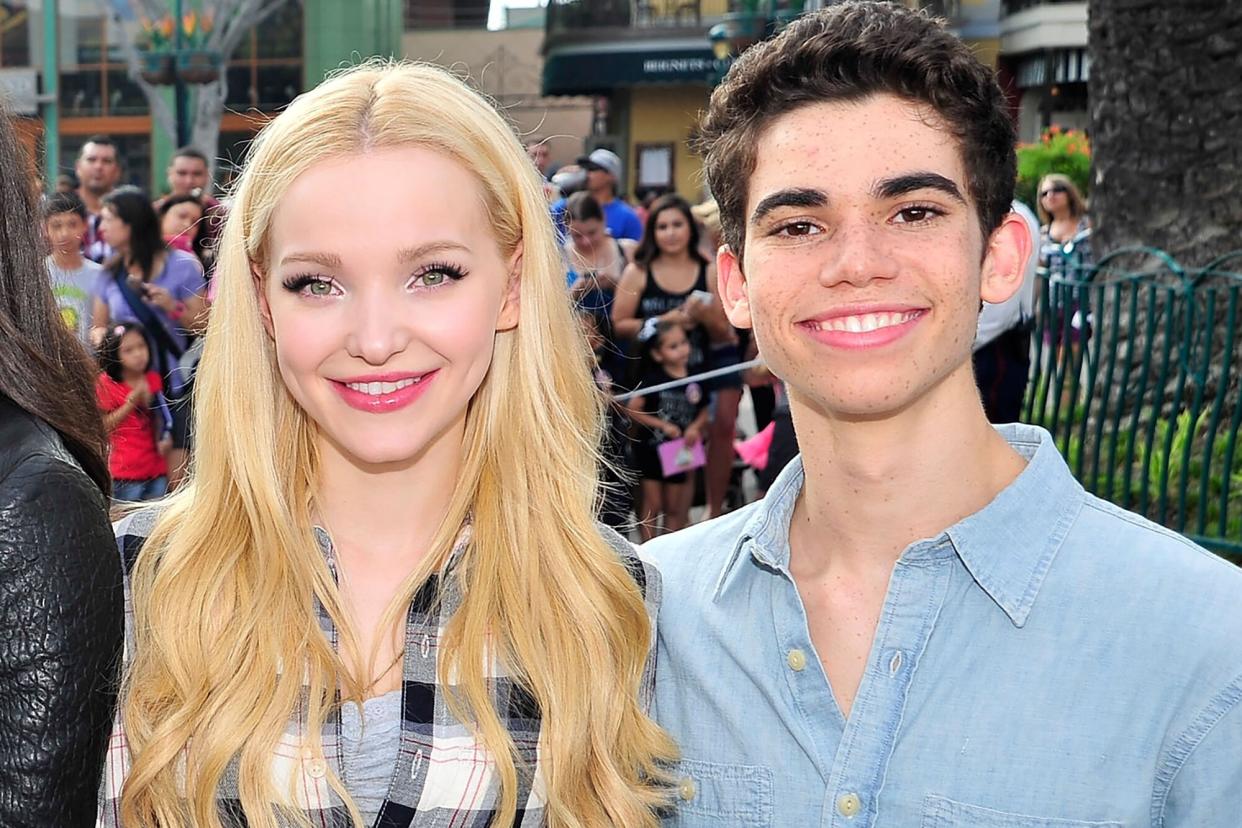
[126,273,151,298]
[690,289,714,305]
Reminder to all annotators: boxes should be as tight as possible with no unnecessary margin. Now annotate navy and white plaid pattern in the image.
[98,508,659,827]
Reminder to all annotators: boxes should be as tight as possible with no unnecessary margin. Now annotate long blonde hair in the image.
[120,61,676,828]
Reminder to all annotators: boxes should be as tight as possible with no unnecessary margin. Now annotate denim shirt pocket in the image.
[664,757,773,827]
[922,794,1125,827]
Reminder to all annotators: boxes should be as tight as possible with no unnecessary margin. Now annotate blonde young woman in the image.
[99,62,676,828]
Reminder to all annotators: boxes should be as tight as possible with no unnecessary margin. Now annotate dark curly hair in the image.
[694,1,1017,260]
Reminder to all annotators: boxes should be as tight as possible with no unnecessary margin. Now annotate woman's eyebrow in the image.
[397,241,471,263]
[280,251,341,268]
[278,241,471,270]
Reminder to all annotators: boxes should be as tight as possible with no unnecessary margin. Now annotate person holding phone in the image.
[92,187,206,489]
[91,187,207,386]
[612,193,731,386]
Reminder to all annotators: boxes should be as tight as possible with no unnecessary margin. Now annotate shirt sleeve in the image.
[1156,676,1242,825]
[93,269,114,305]
[168,252,206,301]
[96,378,123,413]
[621,210,643,242]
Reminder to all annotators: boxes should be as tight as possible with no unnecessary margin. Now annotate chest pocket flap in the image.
[666,757,773,827]
[923,794,1125,828]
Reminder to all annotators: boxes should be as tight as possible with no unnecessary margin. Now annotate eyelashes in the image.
[279,261,469,297]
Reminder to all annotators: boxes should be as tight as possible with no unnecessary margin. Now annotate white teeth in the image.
[344,377,420,395]
[816,311,919,333]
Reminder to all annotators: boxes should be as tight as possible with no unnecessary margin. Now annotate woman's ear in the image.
[251,262,275,339]
[496,243,522,332]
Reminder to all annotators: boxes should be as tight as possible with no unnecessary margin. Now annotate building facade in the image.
[998,0,1090,141]
[0,0,399,194]
[402,2,593,174]
[537,0,1021,204]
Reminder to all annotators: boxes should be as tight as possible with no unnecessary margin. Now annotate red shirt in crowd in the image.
[97,371,168,481]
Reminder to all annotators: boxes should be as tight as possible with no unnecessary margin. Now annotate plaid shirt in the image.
[98,508,660,827]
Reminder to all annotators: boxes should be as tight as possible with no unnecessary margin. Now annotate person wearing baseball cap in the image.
[552,147,643,243]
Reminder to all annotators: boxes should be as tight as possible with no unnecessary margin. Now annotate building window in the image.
[57,5,147,117]
[0,1,32,67]
[225,2,302,111]
[405,0,490,29]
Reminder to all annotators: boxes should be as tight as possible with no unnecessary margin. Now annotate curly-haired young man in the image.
[645,3,1242,825]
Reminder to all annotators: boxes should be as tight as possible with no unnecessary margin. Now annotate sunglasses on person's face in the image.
[1040,185,1069,197]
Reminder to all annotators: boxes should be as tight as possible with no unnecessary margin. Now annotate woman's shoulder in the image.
[112,504,165,576]
[164,248,205,278]
[596,523,661,609]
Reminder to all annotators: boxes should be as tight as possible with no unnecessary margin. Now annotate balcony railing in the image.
[1002,0,1083,14]
[546,0,721,35]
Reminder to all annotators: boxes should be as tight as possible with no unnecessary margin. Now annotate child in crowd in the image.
[625,319,708,540]
[157,193,208,265]
[43,191,103,346]
[580,309,634,531]
[96,322,172,502]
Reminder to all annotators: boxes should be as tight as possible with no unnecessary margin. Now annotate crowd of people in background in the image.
[43,136,216,504]
[40,124,1091,534]
[521,136,1095,539]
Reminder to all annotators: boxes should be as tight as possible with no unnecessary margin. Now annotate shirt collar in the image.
[713,455,805,599]
[945,424,1083,627]
[713,424,1084,628]
[313,518,474,576]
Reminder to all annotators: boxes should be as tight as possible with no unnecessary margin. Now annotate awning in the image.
[1015,48,1090,89]
[543,40,725,96]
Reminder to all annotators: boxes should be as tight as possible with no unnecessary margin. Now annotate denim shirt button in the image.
[787,648,808,671]
[836,792,862,817]
[678,777,696,801]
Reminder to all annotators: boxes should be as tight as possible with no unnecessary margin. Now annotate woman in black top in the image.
[613,193,732,386]
[0,104,123,825]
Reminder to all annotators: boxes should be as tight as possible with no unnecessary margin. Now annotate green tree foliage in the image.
[1016,126,1091,213]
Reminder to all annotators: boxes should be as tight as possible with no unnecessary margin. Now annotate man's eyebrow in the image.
[750,188,829,225]
[872,172,965,203]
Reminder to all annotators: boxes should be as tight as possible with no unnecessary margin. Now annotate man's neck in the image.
[50,249,85,270]
[78,187,104,215]
[589,185,615,206]
[787,366,1026,579]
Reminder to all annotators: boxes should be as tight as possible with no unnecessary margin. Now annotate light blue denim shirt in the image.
[645,424,1242,827]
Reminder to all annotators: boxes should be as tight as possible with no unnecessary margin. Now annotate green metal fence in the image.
[1024,247,1242,561]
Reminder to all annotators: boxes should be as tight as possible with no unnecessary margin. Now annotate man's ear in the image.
[717,244,752,329]
[496,243,522,332]
[252,262,275,339]
[980,212,1033,306]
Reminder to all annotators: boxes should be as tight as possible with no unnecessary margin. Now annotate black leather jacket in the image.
[0,397,124,826]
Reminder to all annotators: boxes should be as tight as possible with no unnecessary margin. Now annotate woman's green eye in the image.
[309,280,333,296]
[422,271,446,286]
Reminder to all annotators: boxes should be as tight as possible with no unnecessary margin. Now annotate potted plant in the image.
[175,11,221,85]
[138,16,175,84]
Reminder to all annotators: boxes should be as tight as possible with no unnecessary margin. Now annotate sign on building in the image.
[0,68,40,116]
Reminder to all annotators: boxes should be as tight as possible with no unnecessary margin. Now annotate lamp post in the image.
[173,0,188,147]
